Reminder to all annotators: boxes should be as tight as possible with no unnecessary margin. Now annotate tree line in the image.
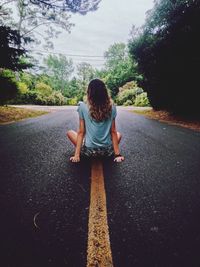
[1,0,199,116]
[0,31,148,106]
[0,0,147,106]
[0,0,102,105]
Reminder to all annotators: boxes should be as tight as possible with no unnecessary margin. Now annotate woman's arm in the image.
[70,119,85,162]
[111,120,124,162]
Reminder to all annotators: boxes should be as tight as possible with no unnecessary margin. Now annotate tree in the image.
[105,59,139,97]
[77,62,95,89]
[129,0,200,116]
[0,25,29,70]
[65,77,85,102]
[104,43,127,70]
[0,25,30,104]
[0,69,18,105]
[27,0,101,14]
[103,43,140,97]
[44,54,74,93]
[35,82,53,96]
[19,71,35,89]
[0,0,101,48]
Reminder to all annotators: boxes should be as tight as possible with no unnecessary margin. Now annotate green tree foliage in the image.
[0,0,103,105]
[77,62,95,89]
[35,90,66,105]
[66,97,78,105]
[118,81,139,92]
[66,77,84,101]
[17,81,28,94]
[104,58,139,97]
[44,54,74,93]
[116,81,144,105]
[129,0,200,116]
[19,72,35,90]
[0,0,101,49]
[116,89,138,105]
[0,26,29,70]
[12,82,67,105]
[0,69,18,105]
[134,92,150,107]
[34,81,67,105]
[0,25,30,105]
[104,43,140,97]
[35,82,53,96]
[104,43,127,70]
[116,81,150,106]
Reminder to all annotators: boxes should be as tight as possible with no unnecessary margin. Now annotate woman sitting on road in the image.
[67,78,124,163]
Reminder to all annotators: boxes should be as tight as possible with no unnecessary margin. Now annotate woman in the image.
[67,79,124,163]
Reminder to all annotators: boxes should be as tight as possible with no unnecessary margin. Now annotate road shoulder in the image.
[130,108,200,132]
[0,106,49,124]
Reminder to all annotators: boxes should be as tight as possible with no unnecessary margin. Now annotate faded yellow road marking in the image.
[87,159,114,267]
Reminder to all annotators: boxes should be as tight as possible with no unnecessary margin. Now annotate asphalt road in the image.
[0,107,200,267]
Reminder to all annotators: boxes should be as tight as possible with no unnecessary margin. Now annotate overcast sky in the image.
[38,0,155,69]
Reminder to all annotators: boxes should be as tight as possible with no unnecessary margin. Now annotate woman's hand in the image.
[114,155,125,162]
[70,155,80,162]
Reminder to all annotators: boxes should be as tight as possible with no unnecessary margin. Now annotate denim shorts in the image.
[80,144,115,158]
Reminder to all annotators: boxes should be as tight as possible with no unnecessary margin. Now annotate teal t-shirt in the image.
[77,101,117,148]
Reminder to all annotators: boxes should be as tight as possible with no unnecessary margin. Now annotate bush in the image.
[66,97,78,105]
[35,91,66,105]
[119,81,139,92]
[116,88,141,105]
[47,91,66,105]
[17,82,28,94]
[35,82,53,96]
[134,92,150,107]
[9,90,38,104]
[116,80,144,105]
[24,91,38,103]
[124,99,133,106]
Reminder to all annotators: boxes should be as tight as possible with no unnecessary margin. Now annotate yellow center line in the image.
[87,159,114,267]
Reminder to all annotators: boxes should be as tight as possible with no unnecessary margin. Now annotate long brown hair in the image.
[87,79,112,121]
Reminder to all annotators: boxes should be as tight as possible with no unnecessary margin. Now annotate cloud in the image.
[47,0,154,68]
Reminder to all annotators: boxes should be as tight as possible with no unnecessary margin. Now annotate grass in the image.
[132,109,200,132]
[0,105,49,124]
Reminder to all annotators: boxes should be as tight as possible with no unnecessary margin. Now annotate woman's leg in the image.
[117,132,122,143]
[66,130,77,146]
[67,130,121,145]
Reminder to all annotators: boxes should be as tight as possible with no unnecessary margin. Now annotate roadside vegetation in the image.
[128,0,200,118]
[0,106,48,124]
[133,109,200,132]
[0,41,149,107]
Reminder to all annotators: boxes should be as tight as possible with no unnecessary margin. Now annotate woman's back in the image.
[77,101,117,148]
[67,78,124,162]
